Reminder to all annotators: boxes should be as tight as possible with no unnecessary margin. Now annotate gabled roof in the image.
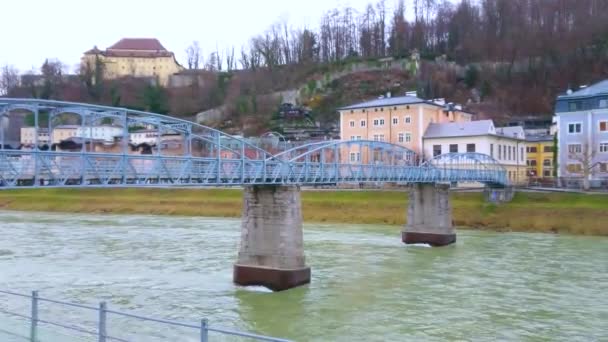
[424,120,526,140]
[423,120,495,138]
[338,96,427,110]
[526,134,554,142]
[496,126,526,139]
[558,79,608,100]
[108,38,167,51]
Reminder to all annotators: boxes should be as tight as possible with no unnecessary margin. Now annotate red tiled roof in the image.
[102,50,174,58]
[108,38,167,51]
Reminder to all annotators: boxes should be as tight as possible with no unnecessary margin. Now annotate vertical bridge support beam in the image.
[234,185,310,291]
[402,183,456,247]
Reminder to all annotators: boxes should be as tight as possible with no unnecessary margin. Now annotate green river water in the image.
[0,211,606,341]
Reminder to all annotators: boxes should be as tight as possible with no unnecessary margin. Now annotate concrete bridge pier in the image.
[234,185,310,291]
[402,183,456,246]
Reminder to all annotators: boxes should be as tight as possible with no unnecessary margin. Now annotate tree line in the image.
[184,0,608,73]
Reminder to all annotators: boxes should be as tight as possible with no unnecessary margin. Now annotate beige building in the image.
[423,120,527,185]
[82,38,184,87]
[339,94,473,159]
[20,127,50,146]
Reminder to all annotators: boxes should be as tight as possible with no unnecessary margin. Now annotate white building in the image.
[130,129,159,145]
[423,120,527,185]
[75,125,123,143]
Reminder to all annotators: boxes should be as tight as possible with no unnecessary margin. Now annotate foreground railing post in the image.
[30,291,38,342]
[98,302,107,342]
[200,318,208,342]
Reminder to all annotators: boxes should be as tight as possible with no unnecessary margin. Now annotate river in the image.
[0,210,606,341]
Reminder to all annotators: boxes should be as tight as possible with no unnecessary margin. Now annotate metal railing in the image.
[0,290,290,342]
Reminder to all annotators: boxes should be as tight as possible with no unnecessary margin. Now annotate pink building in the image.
[338,94,473,162]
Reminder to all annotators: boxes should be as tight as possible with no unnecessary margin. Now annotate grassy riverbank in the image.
[0,188,606,236]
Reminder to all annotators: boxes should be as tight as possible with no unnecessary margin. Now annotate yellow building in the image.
[526,134,555,179]
[82,38,183,87]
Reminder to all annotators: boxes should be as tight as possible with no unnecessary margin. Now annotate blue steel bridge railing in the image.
[0,151,507,187]
[0,290,290,342]
[0,151,508,187]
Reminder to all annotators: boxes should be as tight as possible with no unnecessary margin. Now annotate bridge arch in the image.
[421,152,508,186]
[0,98,277,161]
[275,140,419,166]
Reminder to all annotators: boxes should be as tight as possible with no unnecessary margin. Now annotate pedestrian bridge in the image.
[0,99,512,291]
[0,99,507,188]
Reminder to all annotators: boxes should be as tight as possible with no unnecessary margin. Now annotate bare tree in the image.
[0,65,19,96]
[185,41,202,69]
[215,45,223,71]
[40,59,65,99]
[226,47,236,71]
[568,143,597,191]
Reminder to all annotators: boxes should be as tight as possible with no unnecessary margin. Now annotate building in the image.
[338,93,473,157]
[51,125,79,144]
[82,38,184,87]
[525,134,555,179]
[130,129,159,145]
[554,80,608,188]
[20,127,50,146]
[76,125,123,143]
[422,120,527,185]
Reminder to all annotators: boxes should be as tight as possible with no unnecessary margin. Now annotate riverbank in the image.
[0,188,606,236]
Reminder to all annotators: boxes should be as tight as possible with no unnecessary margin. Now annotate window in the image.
[373,119,379,126]
[503,145,507,158]
[379,119,385,126]
[349,152,361,162]
[567,163,583,173]
[404,116,411,124]
[600,163,608,173]
[349,120,355,127]
[361,120,366,127]
[380,108,384,111]
[490,144,494,157]
[350,136,356,141]
[600,99,608,108]
[373,134,380,141]
[568,144,582,154]
[527,159,537,167]
[405,133,412,143]
[356,136,362,140]
[600,142,608,153]
[600,121,608,132]
[362,109,366,113]
[433,145,442,157]
[543,159,552,167]
[568,123,582,134]
[398,133,404,143]
[543,170,552,177]
[527,146,538,153]
[569,101,582,111]
[543,146,553,153]
[392,117,398,125]
[521,147,524,161]
[449,144,458,153]
[379,134,385,142]
[498,145,502,159]
[374,108,378,112]
[507,146,511,160]
[466,143,476,153]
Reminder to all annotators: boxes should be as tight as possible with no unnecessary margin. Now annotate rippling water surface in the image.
[0,210,607,341]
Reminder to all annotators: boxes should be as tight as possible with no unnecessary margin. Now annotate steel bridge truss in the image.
[0,99,508,188]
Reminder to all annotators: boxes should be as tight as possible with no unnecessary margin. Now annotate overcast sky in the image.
[1,0,422,73]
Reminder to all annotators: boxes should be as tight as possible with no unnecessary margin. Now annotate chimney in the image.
[386,91,392,98]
